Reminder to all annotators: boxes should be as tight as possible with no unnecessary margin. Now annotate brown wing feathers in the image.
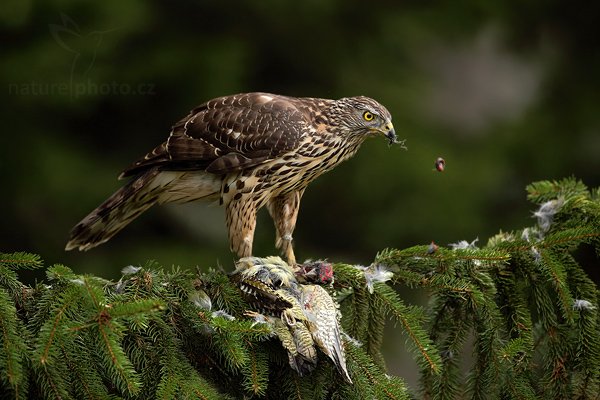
[120,93,306,178]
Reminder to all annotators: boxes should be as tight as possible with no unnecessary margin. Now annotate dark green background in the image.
[2,0,599,387]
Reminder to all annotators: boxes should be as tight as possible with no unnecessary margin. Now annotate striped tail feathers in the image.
[65,168,162,251]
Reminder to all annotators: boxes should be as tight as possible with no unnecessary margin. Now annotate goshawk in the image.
[66,92,396,264]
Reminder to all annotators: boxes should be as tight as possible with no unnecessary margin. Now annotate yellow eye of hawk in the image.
[363,111,374,121]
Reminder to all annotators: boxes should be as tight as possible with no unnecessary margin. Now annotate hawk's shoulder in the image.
[120,93,328,178]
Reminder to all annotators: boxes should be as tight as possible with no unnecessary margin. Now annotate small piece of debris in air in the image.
[434,157,445,172]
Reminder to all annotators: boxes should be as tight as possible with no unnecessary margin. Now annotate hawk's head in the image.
[328,96,396,144]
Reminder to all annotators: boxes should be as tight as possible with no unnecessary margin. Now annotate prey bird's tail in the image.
[65,169,161,251]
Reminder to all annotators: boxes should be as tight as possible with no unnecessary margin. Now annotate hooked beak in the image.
[380,121,397,145]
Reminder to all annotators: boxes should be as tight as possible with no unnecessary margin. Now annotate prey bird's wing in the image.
[120,93,312,178]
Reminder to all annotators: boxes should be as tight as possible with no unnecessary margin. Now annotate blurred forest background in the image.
[1,0,599,388]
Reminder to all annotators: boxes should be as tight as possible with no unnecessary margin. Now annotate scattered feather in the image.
[573,299,596,311]
[449,238,479,250]
[354,264,394,294]
[390,137,407,148]
[189,289,212,310]
[212,310,235,320]
[530,246,542,264]
[487,231,515,247]
[114,280,126,294]
[121,265,142,275]
[249,312,269,327]
[342,332,362,347]
[533,197,564,232]
[522,228,532,242]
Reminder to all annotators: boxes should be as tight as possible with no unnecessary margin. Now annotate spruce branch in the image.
[34,286,80,365]
[344,343,410,400]
[0,252,44,270]
[374,283,441,374]
[0,177,598,398]
[0,288,27,392]
[243,345,269,396]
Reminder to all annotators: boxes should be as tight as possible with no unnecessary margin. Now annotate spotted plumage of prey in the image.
[232,256,352,383]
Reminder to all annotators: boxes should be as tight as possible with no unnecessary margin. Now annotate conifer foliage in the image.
[0,178,599,399]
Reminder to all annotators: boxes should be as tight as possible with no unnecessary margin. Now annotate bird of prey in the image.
[65,92,396,264]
